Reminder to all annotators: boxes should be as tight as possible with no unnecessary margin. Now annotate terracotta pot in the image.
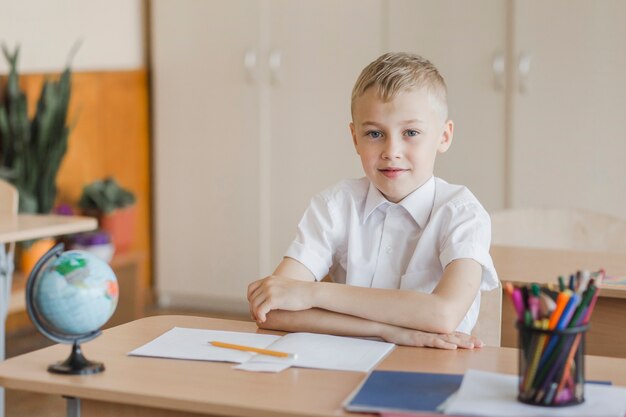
[20,238,56,277]
[100,205,136,254]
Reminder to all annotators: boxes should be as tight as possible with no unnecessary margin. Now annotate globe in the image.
[26,243,119,374]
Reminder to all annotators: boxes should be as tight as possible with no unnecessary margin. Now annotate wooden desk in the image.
[491,245,626,357]
[0,215,97,244]
[1,315,626,417]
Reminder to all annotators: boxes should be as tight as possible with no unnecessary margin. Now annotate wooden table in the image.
[0,214,97,416]
[1,315,626,417]
[491,245,626,357]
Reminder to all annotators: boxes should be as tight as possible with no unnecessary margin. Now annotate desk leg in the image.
[66,397,81,417]
[0,242,15,417]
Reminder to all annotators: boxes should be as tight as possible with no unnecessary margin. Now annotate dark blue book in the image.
[344,370,463,414]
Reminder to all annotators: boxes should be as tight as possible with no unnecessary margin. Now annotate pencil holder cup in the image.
[517,323,588,407]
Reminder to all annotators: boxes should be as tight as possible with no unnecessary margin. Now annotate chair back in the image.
[491,208,626,252]
[0,179,18,217]
[472,282,502,347]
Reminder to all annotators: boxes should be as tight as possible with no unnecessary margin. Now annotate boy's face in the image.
[350,87,453,203]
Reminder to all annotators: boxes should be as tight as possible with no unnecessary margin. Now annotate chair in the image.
[0,179,18,266]
[0,179,19,309]
[472,283,502,347]
[0,179,18,218]
[490,207,626,252]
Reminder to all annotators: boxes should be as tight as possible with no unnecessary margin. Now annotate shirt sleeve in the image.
[438,201,499,291]
[284,192,341,281]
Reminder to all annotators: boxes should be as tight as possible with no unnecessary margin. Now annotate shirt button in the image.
[385,245,392,254]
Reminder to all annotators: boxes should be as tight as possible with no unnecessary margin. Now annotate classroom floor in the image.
[5,307,251,417]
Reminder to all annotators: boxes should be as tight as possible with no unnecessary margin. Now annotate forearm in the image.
[249,259,481,334]
[257,308,482,349]
[312,284,455,333]
[312,260,482,333]
[258,308,389,339]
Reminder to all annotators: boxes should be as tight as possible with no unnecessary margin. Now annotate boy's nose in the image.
[381,138,402,160]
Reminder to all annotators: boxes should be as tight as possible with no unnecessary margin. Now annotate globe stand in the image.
[48,341,105,375]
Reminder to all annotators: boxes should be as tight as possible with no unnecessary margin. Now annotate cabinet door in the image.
[267,0,383,268]
[511,1,626,218]
[386,0,507,211]
[152,0,261,306]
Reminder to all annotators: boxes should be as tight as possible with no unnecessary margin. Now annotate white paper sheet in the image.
[128,327,281,363]
[129,327,394,373]
[442,369,626,417]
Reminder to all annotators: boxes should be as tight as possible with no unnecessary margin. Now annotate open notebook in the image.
[129,327,394,373]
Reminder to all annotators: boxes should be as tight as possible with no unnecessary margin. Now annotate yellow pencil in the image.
[209,341,296,359]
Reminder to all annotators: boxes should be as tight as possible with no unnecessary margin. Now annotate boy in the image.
[247,52,499,349]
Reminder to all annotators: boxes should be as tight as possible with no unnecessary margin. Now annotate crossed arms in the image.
[247,257,483,349]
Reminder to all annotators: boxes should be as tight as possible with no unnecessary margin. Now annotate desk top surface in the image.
[0,214,97,243]
[1,315,626,417]
[491,245,626,299]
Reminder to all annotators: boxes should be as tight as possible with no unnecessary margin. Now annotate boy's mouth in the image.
[378,167,408,178]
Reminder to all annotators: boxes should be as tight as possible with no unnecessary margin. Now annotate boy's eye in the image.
[366,131,383,139]
[405,130,420,137]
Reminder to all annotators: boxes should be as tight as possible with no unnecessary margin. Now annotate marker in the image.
[538,293,579,371]
[529,284,540,320]
[548,290,572,330]
[577,270,591,294]
[511,287,525,321]
[539,292,556,317]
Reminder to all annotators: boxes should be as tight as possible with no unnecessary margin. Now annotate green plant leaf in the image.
[0,43,75,214]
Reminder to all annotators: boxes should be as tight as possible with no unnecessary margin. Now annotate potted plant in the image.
[78,177,136,254]
[0,44,76,272]
[0,44,75,215]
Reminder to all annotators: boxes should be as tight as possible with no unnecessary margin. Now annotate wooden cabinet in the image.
[152,0,382,311]
[509,0,626,219]
[385,0,507,212]
[152,1,626,314]
[386,0,626,219]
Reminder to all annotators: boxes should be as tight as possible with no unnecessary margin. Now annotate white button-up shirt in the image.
[285,176,499,333]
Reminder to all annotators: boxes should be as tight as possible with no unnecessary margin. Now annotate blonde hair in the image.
[351,52,448,121]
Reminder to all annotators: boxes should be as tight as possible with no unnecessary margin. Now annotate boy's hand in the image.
[247,276,315,323]
[382,327,484,350]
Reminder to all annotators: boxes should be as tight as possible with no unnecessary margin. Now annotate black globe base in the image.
[48,342,105,375]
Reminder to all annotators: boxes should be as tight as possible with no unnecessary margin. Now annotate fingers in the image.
[247,279,262,301]
[443,332,480,350]
[428,335,457,350]
[471,335,485,348]
[455,332,483,348]
[249,291,268,322]
[449,334,474,349]
[247,276,280,323]
[247,279,267,322]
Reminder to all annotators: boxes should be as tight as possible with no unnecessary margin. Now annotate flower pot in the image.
[99,205,136,254]
[20,238,56,277]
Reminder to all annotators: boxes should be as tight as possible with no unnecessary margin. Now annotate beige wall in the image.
[0,0,145,73]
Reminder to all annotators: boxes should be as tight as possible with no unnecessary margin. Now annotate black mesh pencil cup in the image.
[517,322,588,407]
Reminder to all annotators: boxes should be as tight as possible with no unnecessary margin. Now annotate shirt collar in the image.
[363,176,436,228]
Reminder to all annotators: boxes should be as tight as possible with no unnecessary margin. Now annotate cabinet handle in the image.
[517,53,532,94]
[269,49,282,86]
[492,51,505,91]
[244,49,258,84]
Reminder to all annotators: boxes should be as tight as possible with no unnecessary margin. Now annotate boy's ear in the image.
[350,122,359,154]
[437,120,454,153]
